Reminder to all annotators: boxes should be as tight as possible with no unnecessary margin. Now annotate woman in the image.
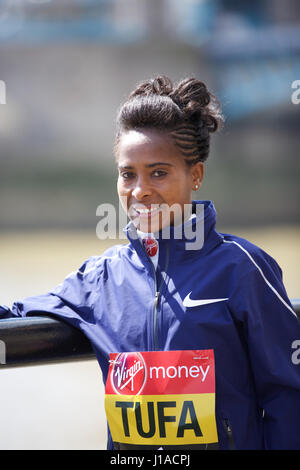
[1,76,300,450]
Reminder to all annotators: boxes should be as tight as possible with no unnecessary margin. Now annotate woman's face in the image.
[117,129,204,233]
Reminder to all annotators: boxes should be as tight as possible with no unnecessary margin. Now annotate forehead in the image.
[117,129,184,166]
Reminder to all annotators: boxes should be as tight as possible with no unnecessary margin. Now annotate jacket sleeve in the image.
[0,255,103,331]
[229,251,300,450]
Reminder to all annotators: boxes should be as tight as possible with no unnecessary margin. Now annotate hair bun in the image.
[129,76,173,99]
[171,77,223,132]
[172,78,210,108]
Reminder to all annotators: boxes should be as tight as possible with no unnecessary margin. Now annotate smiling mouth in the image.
[131,204,161,218]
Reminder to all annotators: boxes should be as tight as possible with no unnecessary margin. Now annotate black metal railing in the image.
[0,299,300,368]
[0,315,94,367]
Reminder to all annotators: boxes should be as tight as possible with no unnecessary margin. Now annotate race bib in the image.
[105,349,218,449]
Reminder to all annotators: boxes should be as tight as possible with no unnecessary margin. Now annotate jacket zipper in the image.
[152,244,170,351]
[153,291,160,351]
[223,419,235,450]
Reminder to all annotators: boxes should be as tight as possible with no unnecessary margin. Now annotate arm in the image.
[229,251,300,450]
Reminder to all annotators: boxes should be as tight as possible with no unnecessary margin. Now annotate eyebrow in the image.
[118,162,174,170]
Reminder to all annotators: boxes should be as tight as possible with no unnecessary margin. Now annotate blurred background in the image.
[0,0,299,449]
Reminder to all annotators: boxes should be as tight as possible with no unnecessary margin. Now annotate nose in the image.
[131,176,152,201]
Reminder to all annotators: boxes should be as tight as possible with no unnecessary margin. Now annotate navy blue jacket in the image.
[1,200,300,449]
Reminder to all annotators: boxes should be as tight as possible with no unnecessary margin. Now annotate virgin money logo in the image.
[111,352,147,395]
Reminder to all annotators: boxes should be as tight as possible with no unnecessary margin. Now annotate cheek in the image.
[182,174,194,196]
[168,177,192,204]
[117,180,130,211]
[117,176,127,194]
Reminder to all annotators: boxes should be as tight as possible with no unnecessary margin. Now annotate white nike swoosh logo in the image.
[183,292,229,308]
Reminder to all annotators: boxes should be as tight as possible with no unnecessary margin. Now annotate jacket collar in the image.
[123,200,223,260]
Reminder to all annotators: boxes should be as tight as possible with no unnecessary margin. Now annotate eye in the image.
[120,171,135,180]
[152,169,167,178]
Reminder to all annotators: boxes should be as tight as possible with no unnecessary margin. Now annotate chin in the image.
[138,222,161,234]
[134,215,161,234]
[130,209,177,234]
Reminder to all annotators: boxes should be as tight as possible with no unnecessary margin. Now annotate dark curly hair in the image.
[115,75,224,165]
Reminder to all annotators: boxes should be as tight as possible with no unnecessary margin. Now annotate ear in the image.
[191,162,204,191]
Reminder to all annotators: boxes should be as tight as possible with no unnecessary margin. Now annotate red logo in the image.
[143,237,158,257]
[111,352,147,395]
